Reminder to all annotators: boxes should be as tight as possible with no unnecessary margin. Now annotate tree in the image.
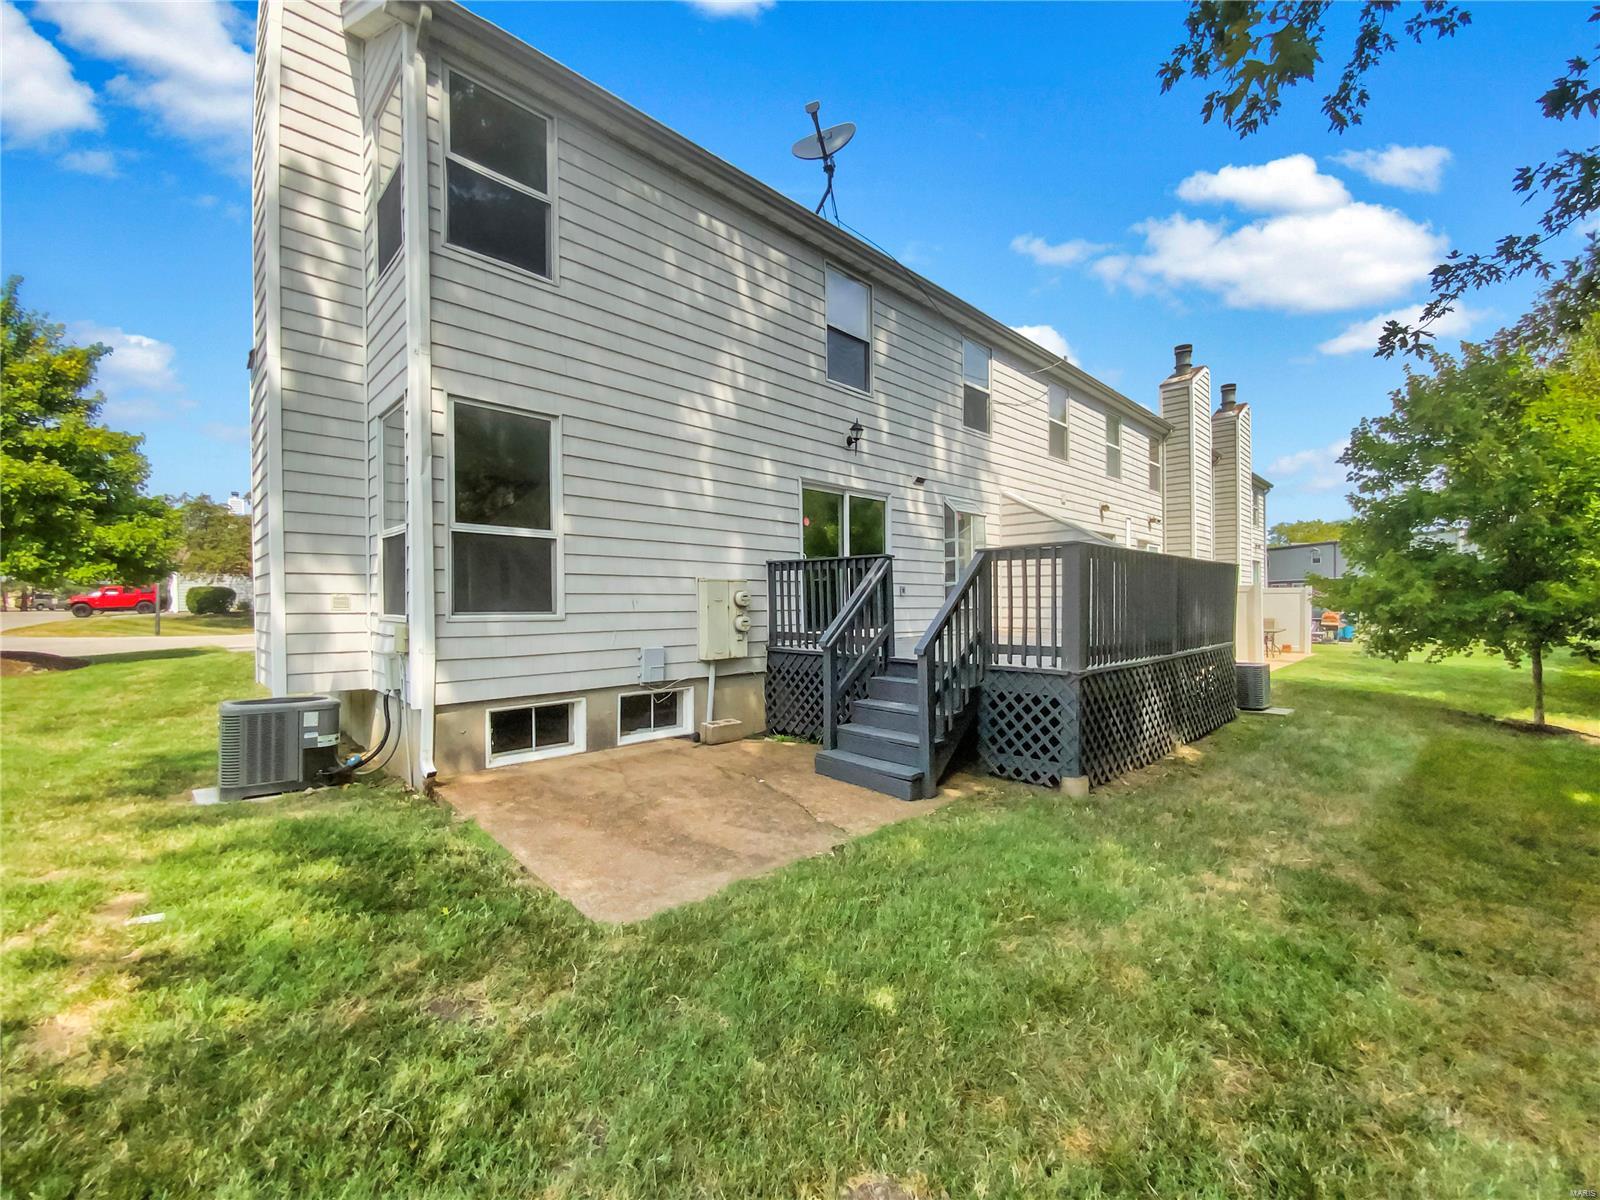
[1159,2,1600,357]
[1268,518,1347,546]
[0,277,180,588]
[1330,321,1600,727]
[177,494,252,576]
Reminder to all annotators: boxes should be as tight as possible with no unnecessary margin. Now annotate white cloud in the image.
[1095,203,1445,314]
[59,148,119,177]
[686,0,774,17]
[1267,439,1350,493]
[1010,234,1106,267]
[1010,324,1077,364]
[0,0,100,147]
[36,0,251,167]
[72,322,179,397]
[1317,304,1479,355]
[1332,145,1452,193]
[1176,154,1350,213]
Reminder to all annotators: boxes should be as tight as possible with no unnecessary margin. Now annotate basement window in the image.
[1105,415,1122,479]
[445,69,553,279]
[825,266,871,392]
[486,698,585,766]
[962,339,991,432]
[618,688,691,744]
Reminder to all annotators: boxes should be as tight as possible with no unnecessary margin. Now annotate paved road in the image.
[0,611,67,631]
[1,631,253,659]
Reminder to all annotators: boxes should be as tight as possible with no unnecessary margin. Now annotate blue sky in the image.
[1,1,1588,522]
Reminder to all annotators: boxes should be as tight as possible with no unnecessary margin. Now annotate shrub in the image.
[186,586,236,615]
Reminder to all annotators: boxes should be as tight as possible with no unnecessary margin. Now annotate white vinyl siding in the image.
[257,5,1168,709]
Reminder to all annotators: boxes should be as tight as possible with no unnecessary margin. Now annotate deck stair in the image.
[814,658,970,800]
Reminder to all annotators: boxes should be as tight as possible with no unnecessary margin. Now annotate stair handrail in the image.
[914,549,991,787]
[818,555,895,750]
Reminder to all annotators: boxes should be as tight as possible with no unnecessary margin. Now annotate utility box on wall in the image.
[697,579,752,660]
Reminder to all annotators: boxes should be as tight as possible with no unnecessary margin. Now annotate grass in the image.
[2,646,1596,1197]
[6,612,253,637]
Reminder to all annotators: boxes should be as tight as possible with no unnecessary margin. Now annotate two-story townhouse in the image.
[251,0,1263,789]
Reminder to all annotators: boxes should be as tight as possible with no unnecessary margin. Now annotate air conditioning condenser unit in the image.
[217,696,341,801]
[1235,663,1271,711]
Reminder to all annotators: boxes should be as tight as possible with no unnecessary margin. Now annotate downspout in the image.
[401,6,438,783]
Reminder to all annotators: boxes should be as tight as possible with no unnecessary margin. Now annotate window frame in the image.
[798,481,891,559]
[942,500,987,589]
[1047,383,1070,462]
[616,686,693,746]
[961,338,991,433]
[377,400,407,619]
[1146,430,1162,492]
[371,72,404,286]
[484,697,586,767]
[1105,414,1123,479]
[823,262,873,396]
[446,395,563,621]
[441,64,559,286]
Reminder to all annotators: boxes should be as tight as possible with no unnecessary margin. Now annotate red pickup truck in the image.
[67,585,160,618]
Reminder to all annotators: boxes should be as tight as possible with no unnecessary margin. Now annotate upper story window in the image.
[450,398,558,615]
[825,267,871,392]
[1147,432,1162,492]
[445,70,552,279]
[962,339,991,432]
[379,402,406,617]
[1105,414,1122,478]
[374,82,403,278]
[1047,384,1069,461]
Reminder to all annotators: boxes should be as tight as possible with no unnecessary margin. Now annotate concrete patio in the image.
[438,737,958,922]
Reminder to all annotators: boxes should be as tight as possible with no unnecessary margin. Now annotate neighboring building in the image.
[1268,539,1350,587]
[225,491,252,517]
[250,0,1268,785]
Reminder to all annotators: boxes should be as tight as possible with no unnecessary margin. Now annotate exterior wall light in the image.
[846,419,864,451]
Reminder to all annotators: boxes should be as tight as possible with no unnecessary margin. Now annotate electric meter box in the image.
[697,578,752,660]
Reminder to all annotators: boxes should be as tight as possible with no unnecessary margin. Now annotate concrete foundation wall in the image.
[431,671,766,779]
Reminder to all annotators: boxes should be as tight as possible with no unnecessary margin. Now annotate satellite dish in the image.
[791,121,856,161]
[791,101,855,217]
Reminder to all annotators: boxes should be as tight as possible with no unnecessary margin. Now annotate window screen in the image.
[962,340,990,432]
[451,401,556,614]
[825,267,871,391]
[1147,434,1162,491]
[1105,415,1122,479]
[381,531,406,617]
[375,83,403,277]
[1048,385,1069,461]
[445,71,551,278]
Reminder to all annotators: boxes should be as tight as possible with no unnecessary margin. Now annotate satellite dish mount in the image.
[791,101,855,221]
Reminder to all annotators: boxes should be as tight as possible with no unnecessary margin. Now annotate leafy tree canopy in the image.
[1,277,180,587]
[174,494,252,577]
[1268,518,1348,546]
[1160,1,1600,358]
[1331,315,1600,725]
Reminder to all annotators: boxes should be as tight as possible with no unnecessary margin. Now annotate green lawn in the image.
[2,646,1596,1197]
[6,612,253,638]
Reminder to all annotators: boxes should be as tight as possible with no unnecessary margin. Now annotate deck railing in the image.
[818,556,895,749]
[914,550,990,786]
[988,541,1237,672]
[768,554,891,651]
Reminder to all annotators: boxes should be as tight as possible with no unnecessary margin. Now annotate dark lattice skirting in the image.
[1078,644,1236,785]
[764,648,874,742]
[765,649,824,741]
[978,669,1081,786]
